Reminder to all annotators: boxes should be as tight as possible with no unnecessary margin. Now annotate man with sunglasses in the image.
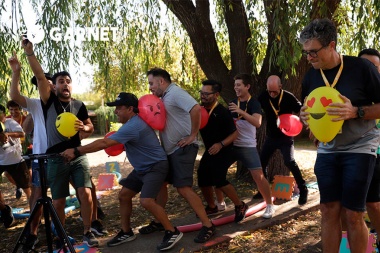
[299,18,380,252]
[257,75,308,205]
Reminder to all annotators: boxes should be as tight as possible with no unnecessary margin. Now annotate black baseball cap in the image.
[106,92,138,108]
[31,73,53,86]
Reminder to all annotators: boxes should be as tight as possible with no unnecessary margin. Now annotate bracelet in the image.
[24,52,34,56]
[220,141,225,147]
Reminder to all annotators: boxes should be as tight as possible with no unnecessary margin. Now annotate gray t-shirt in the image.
[109,115,167,171]
[160,83,198,155]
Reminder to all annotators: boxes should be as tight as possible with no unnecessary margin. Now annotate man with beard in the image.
[22,41,99,248]
[197,80,248,223]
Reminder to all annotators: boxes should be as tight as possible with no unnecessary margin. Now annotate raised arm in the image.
[21,39,51,104]
[8,52,27,108]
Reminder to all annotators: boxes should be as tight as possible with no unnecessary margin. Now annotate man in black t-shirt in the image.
[257,75,308,205]
[198,80,248,223]
[299,18,380,252]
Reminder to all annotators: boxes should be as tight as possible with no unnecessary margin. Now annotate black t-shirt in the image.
[44,92,89,153]
[258,90,302,138]
[200,103,236,149]
[302,55,380,106]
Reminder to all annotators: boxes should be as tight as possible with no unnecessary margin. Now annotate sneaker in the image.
[252,191,263,199]
[83,231,99,248]
[16,188,22,199]
[2,205,15,228]
[156,227,183,251]
[205,205,218,215]
[234,201,249,223]
[107,229,136,247]
[91,219,108,236]
[22,234,39,253]
[298,188,309,205]
[194,223,216,243]
[214,200,226,211]
[262,204,275,219]
[139,221,165,234]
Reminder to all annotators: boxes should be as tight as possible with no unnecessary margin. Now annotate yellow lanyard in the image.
[320,54,344,88]
[237,96,251,119]
[269,89,284,117]
[207,101,218,116]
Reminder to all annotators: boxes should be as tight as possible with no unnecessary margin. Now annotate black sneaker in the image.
[139,221,165,234]
[156,227,183,251]
[234,201,249,223]
[107,229,136,247]
[2,205,15,228]
[16,188,22,199]
[22,234,39,253]
[194,223,216,243]
[298,188,309,205]
[83,231,99,248]
[91,219,108,236]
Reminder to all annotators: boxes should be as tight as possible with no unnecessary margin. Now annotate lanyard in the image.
[207,101,218,116]
[320,54,343,88]
[269,89,284,117]
[237,96,251,119]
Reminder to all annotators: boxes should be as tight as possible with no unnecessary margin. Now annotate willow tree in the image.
[0,0,379,179]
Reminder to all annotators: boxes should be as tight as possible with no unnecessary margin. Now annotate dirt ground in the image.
[0,137,322,253]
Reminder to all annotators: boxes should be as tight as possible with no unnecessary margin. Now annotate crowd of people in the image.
[1,17,380,253]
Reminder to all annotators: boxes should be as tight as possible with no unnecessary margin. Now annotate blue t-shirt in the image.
[109,115,167,171]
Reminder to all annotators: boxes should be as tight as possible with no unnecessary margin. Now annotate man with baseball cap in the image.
[61,92,183,251]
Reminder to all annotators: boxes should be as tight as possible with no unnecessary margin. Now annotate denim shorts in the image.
[232,146,262,170]
[367,155,380,202]
[314,152,375,211]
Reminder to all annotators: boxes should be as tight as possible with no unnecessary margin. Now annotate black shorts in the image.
[367,155,380,202]
[0,161,31,189]
[197,148,235,188]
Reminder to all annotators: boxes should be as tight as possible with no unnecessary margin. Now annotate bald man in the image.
[257,75,308,205]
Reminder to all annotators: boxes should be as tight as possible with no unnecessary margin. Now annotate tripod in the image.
[12,153,76,253]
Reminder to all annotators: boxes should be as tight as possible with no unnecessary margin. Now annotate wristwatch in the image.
[357,106,365,118]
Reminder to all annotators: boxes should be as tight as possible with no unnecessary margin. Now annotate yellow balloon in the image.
[55,112,78,138]
[305,87,344,143]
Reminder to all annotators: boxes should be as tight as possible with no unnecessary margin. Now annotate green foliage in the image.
[94,105,117,136]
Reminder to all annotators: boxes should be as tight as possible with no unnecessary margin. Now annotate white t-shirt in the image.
[0,118,24,165]
[24,97,47,155]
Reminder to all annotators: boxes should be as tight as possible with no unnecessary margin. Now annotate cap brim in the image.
[106,101,123,106]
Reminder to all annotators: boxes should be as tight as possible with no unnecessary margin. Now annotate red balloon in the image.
[138,94,166,131]
[104,131,124,156]
[277,114,303,137]
[200,106,209,129]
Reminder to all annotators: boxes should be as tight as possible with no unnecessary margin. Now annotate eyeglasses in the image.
[199,91,216,96]
[302,45,326,58]
[267,89,280,95]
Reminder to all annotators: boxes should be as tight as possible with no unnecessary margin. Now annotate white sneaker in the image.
[215,200,226,211]
[262,204,275,219]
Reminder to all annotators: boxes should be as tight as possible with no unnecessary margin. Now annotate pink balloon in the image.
[138,94,167,131]
[200,106,209,129]
[277,114,303,137]
[104,131,124,156]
